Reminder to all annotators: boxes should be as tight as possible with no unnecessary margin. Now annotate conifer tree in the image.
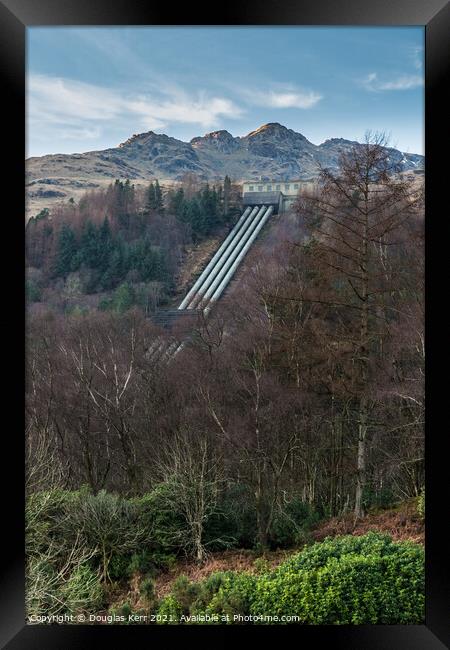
[80,221,101,268]
[53,224,77,277]
[145,182,156,211]
[98,218,113,272]
[168,187,185,218]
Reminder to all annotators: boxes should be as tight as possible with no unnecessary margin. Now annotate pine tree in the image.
[53,224,77,277]
[98,218,113,272]
[113,178,135,218]
[184,198,205,241]
[168,187,185,218]
[145,180,163,213]
[113,179,125,216]
[80,221,101,268]
[135,239,156,282]
[152,248,168,282]
[199,183,220,233]
[145,182,156,211]
[100,245,124,291]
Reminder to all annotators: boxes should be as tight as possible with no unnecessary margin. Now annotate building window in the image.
[249,185,254,191]
[285,184,290,191]
[258,185,263,192]
[294,183,299,190]
[276,184,280,190]
[267,185,272,191]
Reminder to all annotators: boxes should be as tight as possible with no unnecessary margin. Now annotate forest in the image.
[25,175,240,315]
[25,136,425,624]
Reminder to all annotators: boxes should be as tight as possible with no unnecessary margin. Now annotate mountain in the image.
[26,122,424,218]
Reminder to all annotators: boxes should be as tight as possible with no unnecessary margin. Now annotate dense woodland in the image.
[25,135,425,623]
[26,175,241,314]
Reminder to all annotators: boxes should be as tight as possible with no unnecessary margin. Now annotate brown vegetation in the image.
[311,499,424,546]
[26,134,424,560]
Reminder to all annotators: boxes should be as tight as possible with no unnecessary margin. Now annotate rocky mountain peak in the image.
[191,129,240,153]
[244,123,310,150]
[246,122,287,137]
[207,129,234,139]
[242,122,313,161]
[118,130,178,149]
[118,131,155,148]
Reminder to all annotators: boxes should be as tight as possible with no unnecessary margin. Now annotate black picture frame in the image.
[1,1,449,648]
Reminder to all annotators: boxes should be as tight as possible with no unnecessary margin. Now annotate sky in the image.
[26,26,424,158]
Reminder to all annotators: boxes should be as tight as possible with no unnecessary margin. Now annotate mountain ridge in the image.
[26,123,424,218]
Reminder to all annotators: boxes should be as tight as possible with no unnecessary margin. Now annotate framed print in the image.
[1,0,449,647]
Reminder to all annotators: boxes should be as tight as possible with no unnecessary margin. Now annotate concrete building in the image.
[242,178,316,213]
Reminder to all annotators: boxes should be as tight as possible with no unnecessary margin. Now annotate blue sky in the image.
[26,26,424,158]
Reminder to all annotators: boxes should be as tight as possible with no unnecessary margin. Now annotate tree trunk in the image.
[355,395,368,518]
[355,202,369,519]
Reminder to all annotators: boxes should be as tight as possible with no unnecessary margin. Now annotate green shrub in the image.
[108,553,131,581]
[188,571,230,616]
[127,549,155,577]
[109,548,177,583]
[26,487,105,620]
[269,498,321,548]
[26,487,91,557]
[160,571,257,624]
[26,554,103,620]
[145,533,425,625]
[61,564,104,615]
[171,575,202,614]
[362,485,396,511]
[202,572,257,622]
[63,490,151,581]
[140,577,156,605]
[253,557,270,574]
[205,484,256,549]
[149,551,177,572]
[251,532,424,624]
[132,486,186,554]
[273,531,399,574]
[156,595,182,624]
[108,600,147,624]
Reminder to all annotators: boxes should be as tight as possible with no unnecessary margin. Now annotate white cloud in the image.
[263,90,322,109]
[127,93,242,129]
[361,71,424,92]
[235,83,322,109]
[27,74,244,145]
[27,75,124,126]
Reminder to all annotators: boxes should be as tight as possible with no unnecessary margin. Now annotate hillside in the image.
[149,499,424,602]
[26,136,425,626]
[25,122,424,219]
